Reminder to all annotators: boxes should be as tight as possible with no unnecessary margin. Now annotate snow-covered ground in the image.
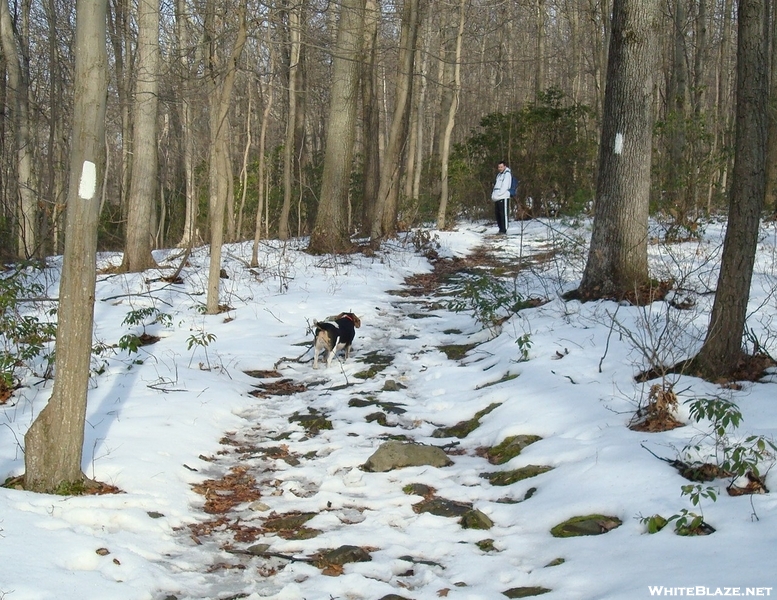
[1,219,776,600]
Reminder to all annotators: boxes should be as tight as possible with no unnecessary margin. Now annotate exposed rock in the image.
[482,435,542,465]
[382,379,407,392]
[403,483,435,497]
[550,514,622,538]
[482,465,553,486]
[460,509,493,530]
[503,586,552,598]
[313,545,372,568]
[413,497,472,518]
[362,441,452,472]
[263,512,316,531]
[432,403,501,439]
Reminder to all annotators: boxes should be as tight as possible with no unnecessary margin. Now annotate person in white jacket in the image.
[491,160,512,234]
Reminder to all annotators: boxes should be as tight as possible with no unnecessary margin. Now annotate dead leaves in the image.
[629,384,685,432]
[191,466,262,514]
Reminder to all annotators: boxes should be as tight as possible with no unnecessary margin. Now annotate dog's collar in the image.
[341,314,354,323]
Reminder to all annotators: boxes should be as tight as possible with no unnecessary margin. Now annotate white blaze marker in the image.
[78,161,97,200]
[614,133,624,155]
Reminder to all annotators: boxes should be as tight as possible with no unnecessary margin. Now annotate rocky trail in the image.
[168,231,623,600]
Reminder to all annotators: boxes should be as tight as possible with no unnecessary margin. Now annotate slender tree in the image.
[278,1,302,240]
[309,0,365,254]
[205,0,247,314]
[0,0,36,258]
[370,0,422,243]
[694,0,769,377]
[577,0,660,300]
[436,0,466,230]
[24,0,109,493]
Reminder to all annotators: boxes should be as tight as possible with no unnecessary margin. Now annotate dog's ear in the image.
[352,315,362,328]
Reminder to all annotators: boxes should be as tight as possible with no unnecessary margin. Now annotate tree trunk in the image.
[694,0,769,377]
[360,0,381,233]
[436,0,465,230]
[205,0,247,315]
[0,0,37,259]
[766,0,777,212]
[175,0,200,249]
[370,0,422,243]
[279,2,301,240]
[252,23,276,266]
[578,0,660,300]
[24,0,108,493]
[120,0,159,273]
[309,0,365,254]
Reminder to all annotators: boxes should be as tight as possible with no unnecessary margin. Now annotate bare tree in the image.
[694,0,769,377]
[578,0,660,300]
[0,0,36,258]
[278,0,302,241]
[24,0,109,493]
[309,0,365,254]
[119,0,160,272]
[204,0,247,314]
[370,0,422,243]
[436,0,466,230]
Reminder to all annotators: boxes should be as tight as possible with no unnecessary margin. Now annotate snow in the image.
[2,219,777,600]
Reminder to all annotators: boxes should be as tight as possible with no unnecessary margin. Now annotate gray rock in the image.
[362,441,452,472]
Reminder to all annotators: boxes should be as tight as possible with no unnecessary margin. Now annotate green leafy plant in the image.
[187,332,217,368]
[0,267,57,396]
[683,396,776,484]
[667,508,706,536]
[446,272,530,332]
[515,333,533,362]
[638,513,668,534]
[116,306,171,355]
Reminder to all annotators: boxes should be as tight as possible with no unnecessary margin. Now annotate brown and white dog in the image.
[312,312,361,369]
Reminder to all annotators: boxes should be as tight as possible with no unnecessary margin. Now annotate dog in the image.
[312,312,361,369]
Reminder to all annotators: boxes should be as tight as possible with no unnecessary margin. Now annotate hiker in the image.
[491,160,513,234]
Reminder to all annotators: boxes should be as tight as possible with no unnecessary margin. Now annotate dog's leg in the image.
[327,337,341,368]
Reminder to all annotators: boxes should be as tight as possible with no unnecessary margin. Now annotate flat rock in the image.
[362,441,452,472]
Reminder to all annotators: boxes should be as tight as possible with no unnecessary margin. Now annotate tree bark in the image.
[436,0,465,230]
[252,22,276,266]
[279,2,301,241]
[360,0,381,233]
[694,0,768,377]
[0,0,37,259]
[120,0,159,272]
[309,0,365,254]
[205,0,247,315]
[578,0,660,300]
[24,0,108,493]
[370,0,422,243]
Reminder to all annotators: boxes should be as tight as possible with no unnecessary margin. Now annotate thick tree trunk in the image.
[24,0,108,493]
[120,0,159,273]
[695,0,768,377]
[309,0,365,254]
[578,0,660,300]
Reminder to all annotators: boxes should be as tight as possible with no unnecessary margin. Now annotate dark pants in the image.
[494,198,509,233]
